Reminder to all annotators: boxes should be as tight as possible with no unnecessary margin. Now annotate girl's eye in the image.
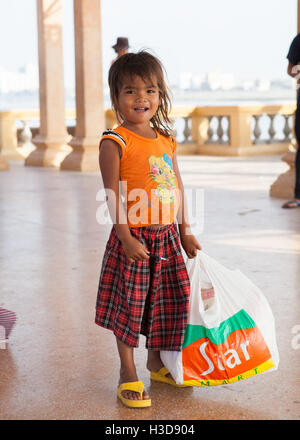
[125,90,134,94]
[147,89,155,93]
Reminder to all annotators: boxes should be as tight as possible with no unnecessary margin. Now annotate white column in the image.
[26,0,70,168]
[60,0,105,171]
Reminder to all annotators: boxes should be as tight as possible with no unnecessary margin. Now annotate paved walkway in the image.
[0,156,299,420]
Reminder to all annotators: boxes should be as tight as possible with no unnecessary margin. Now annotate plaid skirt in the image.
[95,223,190,351]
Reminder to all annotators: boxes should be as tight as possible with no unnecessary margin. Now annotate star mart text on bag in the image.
[181,309,275,386]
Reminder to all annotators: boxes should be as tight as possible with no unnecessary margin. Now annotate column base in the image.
[2,142,36,161]
[15,142,37,160]
[0,154,9,170]
[25,136,72,168]
[270,150,296,199]
[60,137,100,172]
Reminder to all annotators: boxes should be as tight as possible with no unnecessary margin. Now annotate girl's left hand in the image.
[180,233,202,259]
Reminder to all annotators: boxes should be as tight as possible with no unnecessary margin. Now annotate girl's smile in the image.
[118,75,160,127]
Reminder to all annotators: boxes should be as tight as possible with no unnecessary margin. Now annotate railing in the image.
[174,111,294,146]
[0,104,296,159]
[0,109,76,159]
[172,104,296,155]
[251,112,293,144]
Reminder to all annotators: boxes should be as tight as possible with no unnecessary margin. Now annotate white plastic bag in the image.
[161,251,279,386]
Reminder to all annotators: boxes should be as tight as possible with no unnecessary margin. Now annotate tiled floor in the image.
[0,156,300,420]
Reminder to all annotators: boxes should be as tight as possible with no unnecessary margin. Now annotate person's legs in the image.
[146,350,173,379]
[145,224,189,379]
[147,349,164,371]
[293,104,300,199]
[294,146,300,200]
[116,337,149,400]
[282,105,300,207]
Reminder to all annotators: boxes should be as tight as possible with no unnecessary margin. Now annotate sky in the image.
[0,0,298,87]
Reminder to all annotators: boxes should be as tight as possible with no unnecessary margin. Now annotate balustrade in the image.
[251,113,294,144]
[170,104,296,156]
[0,104,296,162]
[202,115,230,144]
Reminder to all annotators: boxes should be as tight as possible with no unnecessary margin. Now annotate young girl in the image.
[95,51,201,408]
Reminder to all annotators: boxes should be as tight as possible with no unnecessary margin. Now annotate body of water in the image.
[0,87,297,111]
[1,88,296,143]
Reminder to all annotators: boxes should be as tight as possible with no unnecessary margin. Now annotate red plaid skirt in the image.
[95,223,190,350]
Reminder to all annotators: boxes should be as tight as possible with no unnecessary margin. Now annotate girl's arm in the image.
[99,139,149,262]
[172,152,202,258]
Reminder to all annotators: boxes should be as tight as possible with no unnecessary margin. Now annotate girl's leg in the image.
[146,350,163,371]
[146,350,171,378]
[116,337,150,401]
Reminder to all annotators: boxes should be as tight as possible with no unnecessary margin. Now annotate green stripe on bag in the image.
[182,309,256,348]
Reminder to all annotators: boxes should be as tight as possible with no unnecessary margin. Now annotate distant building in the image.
[205,70,236,91]
[270,78,294,89]
[241,80,255,91]
[0,64,39,93]
[219,73,236,90]
[179,72,193,90]
[179,72,206,90]
[179,70,237,91]
[254,79,270,92]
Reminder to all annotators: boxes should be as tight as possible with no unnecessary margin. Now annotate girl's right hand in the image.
[121,236,150,263]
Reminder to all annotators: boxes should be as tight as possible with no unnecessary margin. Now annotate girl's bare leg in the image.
[147,350,172,378]
[116,337,149,400]
[146,350,164,371]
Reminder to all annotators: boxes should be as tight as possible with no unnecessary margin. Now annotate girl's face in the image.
[117,74,160,126]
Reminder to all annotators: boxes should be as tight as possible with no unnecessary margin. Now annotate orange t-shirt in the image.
[99,126,180,228]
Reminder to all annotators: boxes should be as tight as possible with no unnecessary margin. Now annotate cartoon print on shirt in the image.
[148,154,177,204]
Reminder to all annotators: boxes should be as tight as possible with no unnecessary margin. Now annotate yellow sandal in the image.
[117,380,151,408]
[150,366,190,387]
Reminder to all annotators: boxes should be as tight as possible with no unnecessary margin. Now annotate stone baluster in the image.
[183,116,191,143]
[19,121,33,145]
[268,114,276,143]
[17,121,36,158]
[206,116,214,143]
[253,115,262,144]
[225,115,230,144]
[217,116,224,143]
[283,114,292,142]
[170,118,177,139]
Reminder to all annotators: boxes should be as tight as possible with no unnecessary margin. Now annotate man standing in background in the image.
[282,34,300,208]
[112,37,129,64]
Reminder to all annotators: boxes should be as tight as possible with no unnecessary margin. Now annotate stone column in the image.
[270,151,296,198]
[0,114,12,169]
[0,114,18,162]
[0,154,9,171]
[25,0,70,168]
[60,0,105,171]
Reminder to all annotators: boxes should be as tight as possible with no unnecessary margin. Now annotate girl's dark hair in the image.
[108,50,173,137]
